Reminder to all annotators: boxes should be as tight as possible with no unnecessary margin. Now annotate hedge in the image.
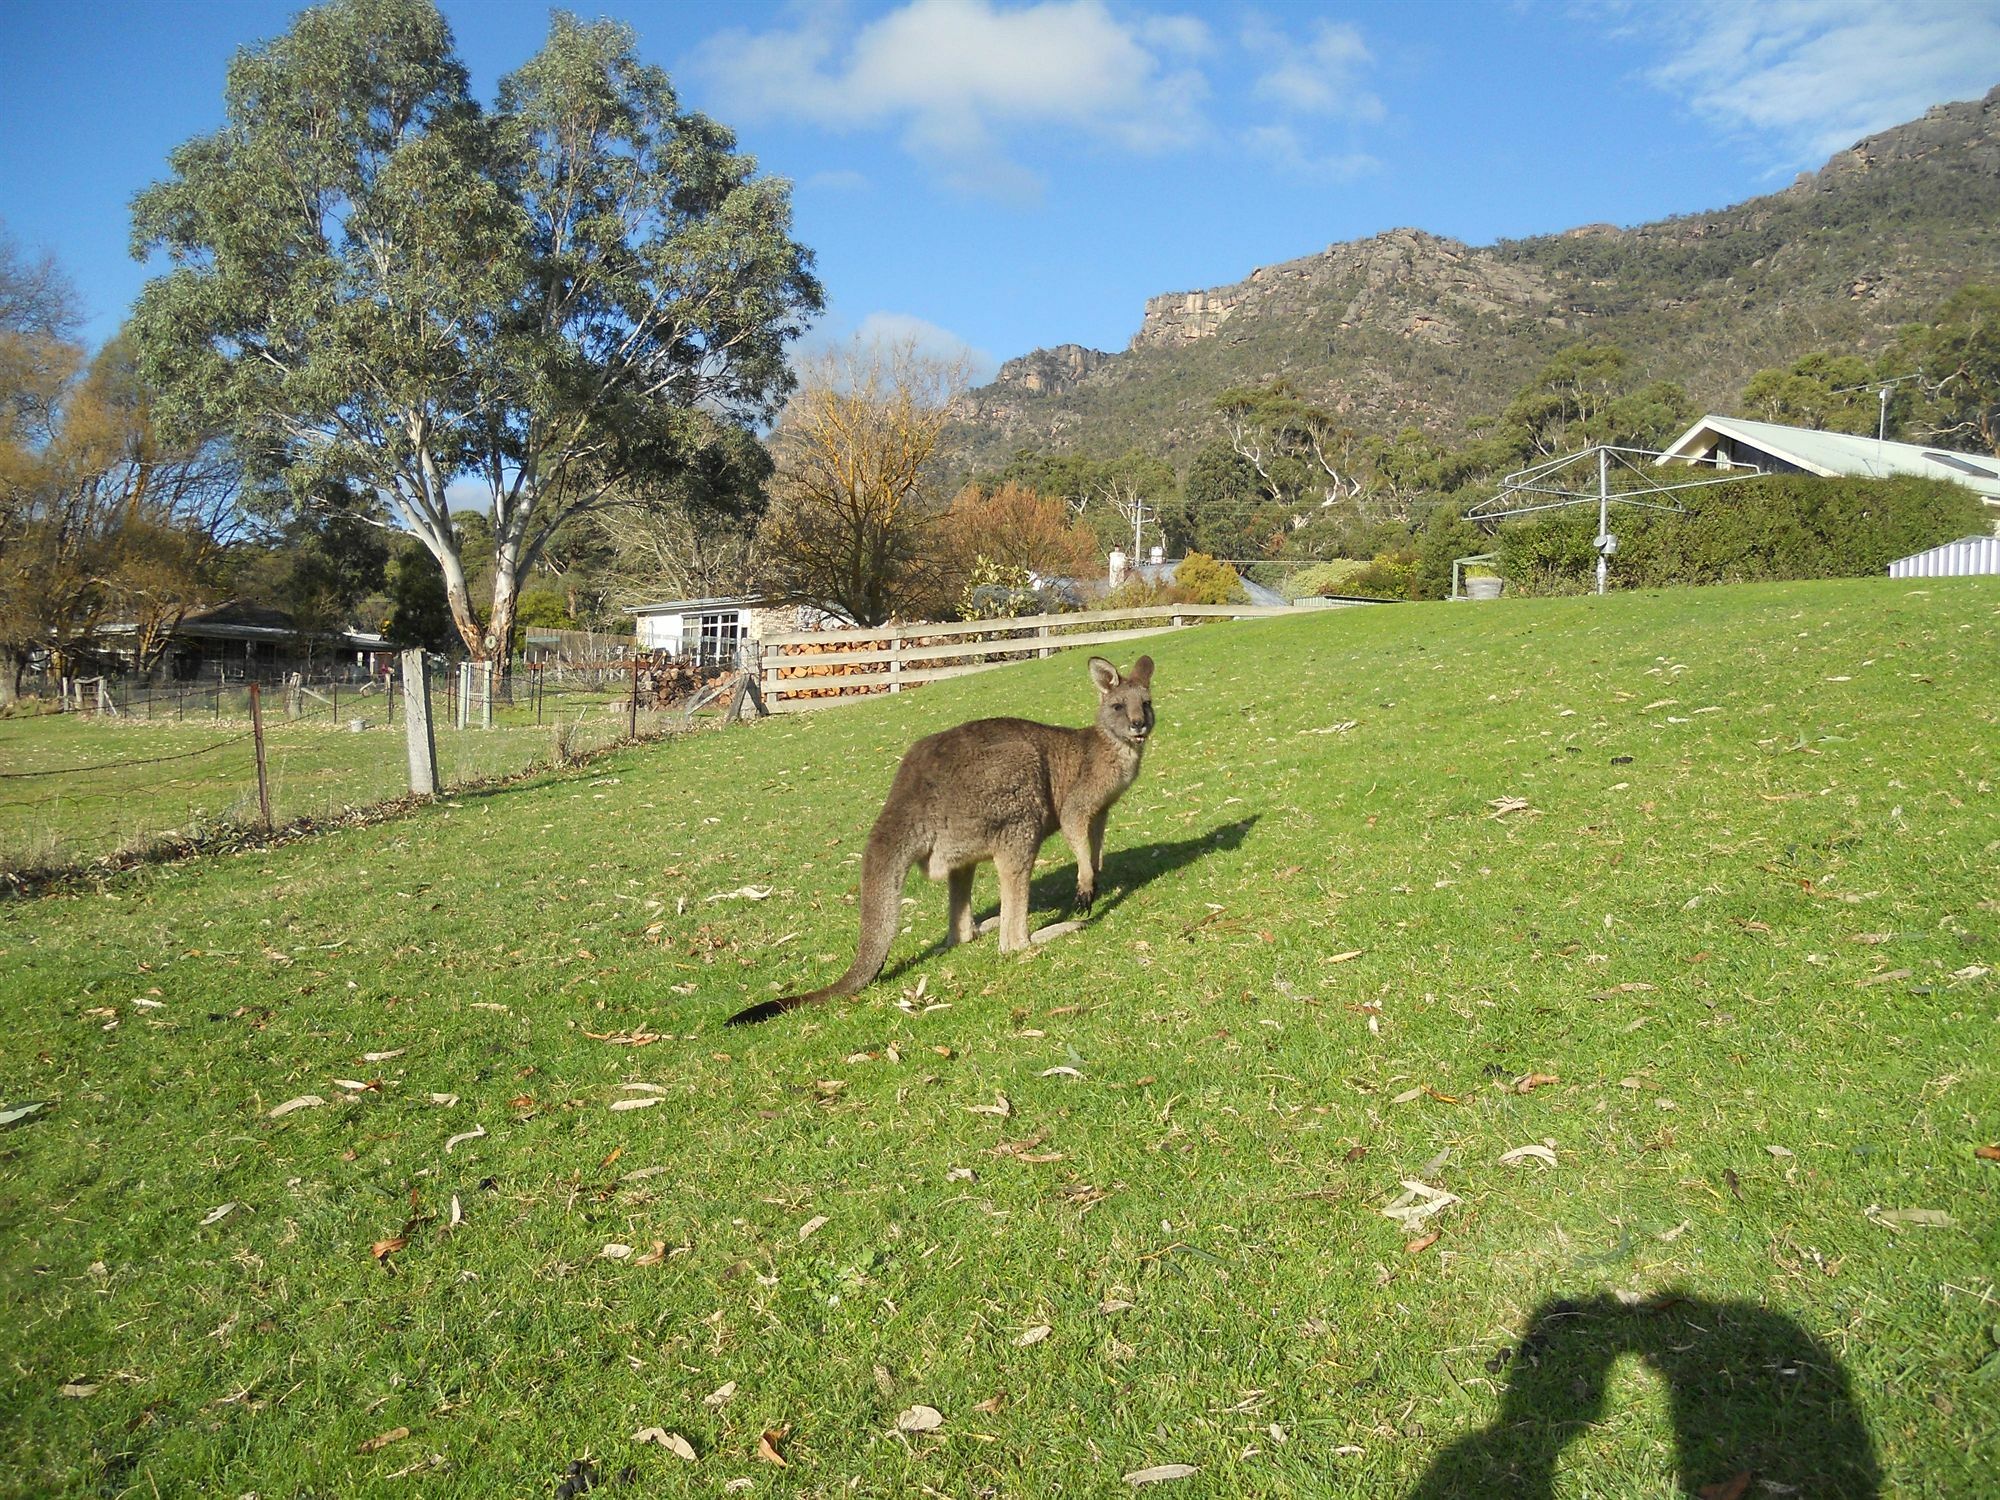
[1495,475,1991,594]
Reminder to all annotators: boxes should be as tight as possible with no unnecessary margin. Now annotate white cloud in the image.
[1243,16,1385,121]
[690,0,1211,197]
[1244,123,1380,181]
[804,168,872,193]
[1620,0,2000,160]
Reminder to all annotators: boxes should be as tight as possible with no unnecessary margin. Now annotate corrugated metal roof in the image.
[1658,415,2000,503]
[627,595,757,616]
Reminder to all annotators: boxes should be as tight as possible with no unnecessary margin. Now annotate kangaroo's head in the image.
[1089,655,1155,749]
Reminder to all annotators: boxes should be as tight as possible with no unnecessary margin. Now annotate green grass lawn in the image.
[2,577,1996,1497]
[0,688,643,873]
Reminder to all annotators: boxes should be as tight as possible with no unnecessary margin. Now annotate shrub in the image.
[1344,548,1421,600]
[958,557,1042,620]
[1285,560,1365,598]
[1171,552,1243,605]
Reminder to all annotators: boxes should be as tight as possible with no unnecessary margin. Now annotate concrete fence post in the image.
[401,649,439,798]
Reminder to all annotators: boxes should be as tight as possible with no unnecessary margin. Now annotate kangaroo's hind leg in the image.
[993,841,1036,953]
[946,865,977,946]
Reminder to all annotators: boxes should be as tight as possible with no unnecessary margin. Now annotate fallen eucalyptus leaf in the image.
[1,1101,51,1126]
[1381,1180,1460,1228]
[444,1125,485,1153]
[896,1404,944,1433]
[609,1097,660,1111]
[1867,1206,1955,1229]
[1125,1463,1199,1485]
[268,1095,325,1118]
[632,1427,697,1460]
[1498,1144,1558,1168]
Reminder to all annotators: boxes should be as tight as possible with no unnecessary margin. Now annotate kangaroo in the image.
[724,655,1156,1026]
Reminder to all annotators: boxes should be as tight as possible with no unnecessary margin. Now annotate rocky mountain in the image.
[949,86,2000,471]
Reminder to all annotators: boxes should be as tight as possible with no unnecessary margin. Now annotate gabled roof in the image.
[1657,414,2000,503]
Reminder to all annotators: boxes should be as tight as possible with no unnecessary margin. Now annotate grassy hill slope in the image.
[3,577,1997,1496]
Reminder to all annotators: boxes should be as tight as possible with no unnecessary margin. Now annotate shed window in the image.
[694,612,743,662]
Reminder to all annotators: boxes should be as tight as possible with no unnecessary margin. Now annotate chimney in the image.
[1108,547,1127,587]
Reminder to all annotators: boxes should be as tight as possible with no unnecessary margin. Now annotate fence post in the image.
[481,662,495,730]
[400,649,439,798]
[889,626,904,694]
[453,662,469,730]
[627,657,640,739]
[249,683,273,829]
[285,672,303,720]
[1038,622,1052,659]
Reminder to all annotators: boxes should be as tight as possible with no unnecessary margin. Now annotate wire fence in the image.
[0,655,744,882]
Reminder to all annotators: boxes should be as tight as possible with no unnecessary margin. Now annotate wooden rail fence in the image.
[757,602,1369,711]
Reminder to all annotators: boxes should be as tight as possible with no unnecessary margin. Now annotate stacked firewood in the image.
[772,634,885,700]
[641,656,733,708]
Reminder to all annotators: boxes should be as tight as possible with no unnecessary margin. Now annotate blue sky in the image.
[3,0,1998,379]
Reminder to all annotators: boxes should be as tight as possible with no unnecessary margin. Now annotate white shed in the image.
[1887,535,2000,578]
[629,597,831,664]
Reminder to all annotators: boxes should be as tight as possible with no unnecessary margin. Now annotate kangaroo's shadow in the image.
[1408,1293,1881,1498]
[874,816,1260,986]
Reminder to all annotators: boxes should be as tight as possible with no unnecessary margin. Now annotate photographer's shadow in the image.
[1410,1293,1880,1498]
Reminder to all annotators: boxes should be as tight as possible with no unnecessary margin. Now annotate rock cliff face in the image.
[948,87,2000,470]
[988,343,1113,398]
[1130,228,1557,352]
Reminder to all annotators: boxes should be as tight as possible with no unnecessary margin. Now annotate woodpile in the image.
[772,633,888,701]
[640,656,733,709]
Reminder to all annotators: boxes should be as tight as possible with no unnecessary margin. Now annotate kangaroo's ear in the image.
[1088,656,1121,693]
[1128,655,1154,686]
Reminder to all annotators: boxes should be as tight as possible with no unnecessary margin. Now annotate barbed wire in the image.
[0,726,261,780]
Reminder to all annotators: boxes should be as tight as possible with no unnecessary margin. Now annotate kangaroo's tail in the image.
[724,827,914,1026]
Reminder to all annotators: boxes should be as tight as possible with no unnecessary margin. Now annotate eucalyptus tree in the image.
[131,0,821,662]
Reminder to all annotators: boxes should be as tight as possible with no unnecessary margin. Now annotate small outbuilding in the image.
[629,596,827,665]
[1887,534,2000,578]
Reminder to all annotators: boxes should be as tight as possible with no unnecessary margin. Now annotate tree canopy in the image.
[130,0,821,660]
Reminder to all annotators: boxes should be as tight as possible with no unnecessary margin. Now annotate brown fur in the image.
[724,655,1156,1025]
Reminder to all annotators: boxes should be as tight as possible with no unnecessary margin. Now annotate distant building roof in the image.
[1657,414,2000,504]
[628,595,759,616]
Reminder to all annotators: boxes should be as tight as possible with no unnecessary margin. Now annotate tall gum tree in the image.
[130,0,820,662]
